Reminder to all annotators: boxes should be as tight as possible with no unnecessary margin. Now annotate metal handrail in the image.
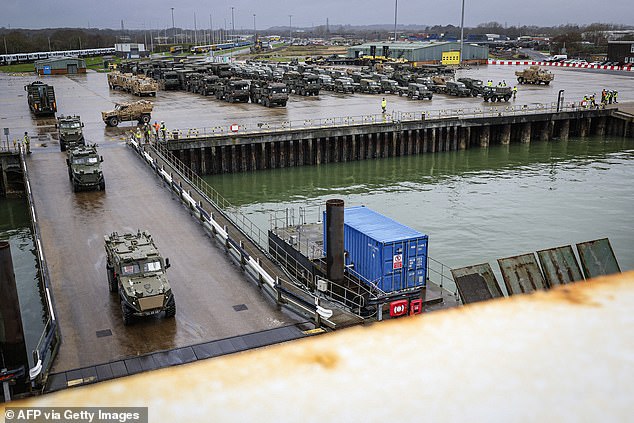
[162,102,584,141]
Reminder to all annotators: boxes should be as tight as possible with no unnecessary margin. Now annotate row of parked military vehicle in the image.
[114,58,550,107]
[107,72,158,96]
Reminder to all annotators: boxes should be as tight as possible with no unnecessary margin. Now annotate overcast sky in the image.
[3,0,633,30]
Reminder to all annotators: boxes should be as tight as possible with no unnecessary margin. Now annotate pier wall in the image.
[162,109,633,175]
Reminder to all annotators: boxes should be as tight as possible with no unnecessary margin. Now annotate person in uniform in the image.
[24,132,31,154]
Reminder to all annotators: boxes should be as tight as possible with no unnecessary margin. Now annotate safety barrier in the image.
[20,146,61,388]
[488,59,633,71]
[162,103,584,141]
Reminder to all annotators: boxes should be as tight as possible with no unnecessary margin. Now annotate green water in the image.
[0,198,46,368]
[204,137,634,281]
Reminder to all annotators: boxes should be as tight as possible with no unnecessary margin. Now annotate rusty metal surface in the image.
[497,253,547,295]
[537,245,585,287]
[6,271,634,421]
[451,263,503,304]
[577,238,621,279]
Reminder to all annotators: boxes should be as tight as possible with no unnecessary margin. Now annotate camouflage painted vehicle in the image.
[128,77,158,96]
[515,66,554,85]
[66,144,105,192]
[101,100,153,127]
[104,230,175,325]
[56,115,85,152]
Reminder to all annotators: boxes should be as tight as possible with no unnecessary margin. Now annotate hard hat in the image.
[25,131,28,135]
[161,121,164,124]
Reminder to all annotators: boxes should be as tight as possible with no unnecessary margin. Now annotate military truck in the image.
[198,75,220,96]
[66,144,105,192]
[482,86,512,102]
[294,74,321,96]
[102,100,153,127]
[380,79,399,94]
[445,81,472,97]
[24,81,57,116]
[128,77,158,96]
[457,77,485,97]
[359,79,381,94]
[250,81,289,107]
[104,230,175,325]
[515,66,554,85]
[215,79,250,103]
[318,74,334,91]
[161,70,181,90]
[56,115,85,152]
[334,78,354,94]
[407,83,433,100]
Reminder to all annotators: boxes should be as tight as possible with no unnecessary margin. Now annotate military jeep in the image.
[101,100,153,127]
[104,230,175,325]
[66,144,105,192]
[56,115,85,152]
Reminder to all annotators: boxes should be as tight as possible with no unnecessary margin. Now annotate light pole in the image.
[393,0,398,42]
[231,7,235,41]
[253,14,256,34]
[289,15,293,43]
[459,0,465,64]
[170,7,175,44]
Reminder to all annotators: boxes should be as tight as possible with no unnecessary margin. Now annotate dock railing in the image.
[162,102,583,141]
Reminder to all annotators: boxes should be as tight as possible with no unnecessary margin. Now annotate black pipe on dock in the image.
[326,199,345,283]
[161,108,634,175]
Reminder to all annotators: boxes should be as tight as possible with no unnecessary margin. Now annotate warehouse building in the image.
[114,43,148,59]
[607,40,634,65]
[347,41,488,65]
[34,57,87,75]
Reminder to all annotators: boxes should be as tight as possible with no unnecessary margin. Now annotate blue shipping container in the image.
[323,206,428,293]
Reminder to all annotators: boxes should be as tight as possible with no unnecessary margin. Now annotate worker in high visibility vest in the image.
[160,121,167,140]
[24,132,31,154]
[153,121,160,140]
[512,86,518,100]
[381,97,387,114]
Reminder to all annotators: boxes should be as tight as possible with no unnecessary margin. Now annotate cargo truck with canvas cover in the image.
[324,206,428,294]
[105,230,175,325]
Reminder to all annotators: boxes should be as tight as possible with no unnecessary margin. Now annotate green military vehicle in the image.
[407,83,433,100]
[56,115,85,152]
[457,78,485,97]
[334,78,354,93]
[101,100,153,127]
[161,70,181,90]
[482,86,512,102]
[444,81,472,97]
[104,230,175,325]
[380,79,399,94]
[250,81,289,107]
[66,144,105,192]
[24,81,57,116]
[294,74,321,96]
[199,75,220,96]
[359,79,381,94]
[215,79,250,103]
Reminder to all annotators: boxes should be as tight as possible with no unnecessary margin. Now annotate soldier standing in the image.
[23,132,31,154]
[613,90,618,103]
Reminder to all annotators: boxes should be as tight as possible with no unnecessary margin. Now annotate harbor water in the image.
[0,198,46,369]
[204,136,634,289]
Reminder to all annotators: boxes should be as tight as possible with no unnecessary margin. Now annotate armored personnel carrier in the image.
[66,144,105,192]
[104,230,175,325]
[101,100,153,127]
[515,66,554,85]
[250,81,289,107]
[56,115,85,152]
[24,81,57,116]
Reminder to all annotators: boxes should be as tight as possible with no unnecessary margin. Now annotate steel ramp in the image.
[497,253,547,295]
[451,263,503,304]
[576,238,621,279]
[536,245,585,287]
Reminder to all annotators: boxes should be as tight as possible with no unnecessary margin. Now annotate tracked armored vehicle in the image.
[56,115,85,152]
[24,81,57,116]
[105,230,175,325]
[66,144,105,192]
